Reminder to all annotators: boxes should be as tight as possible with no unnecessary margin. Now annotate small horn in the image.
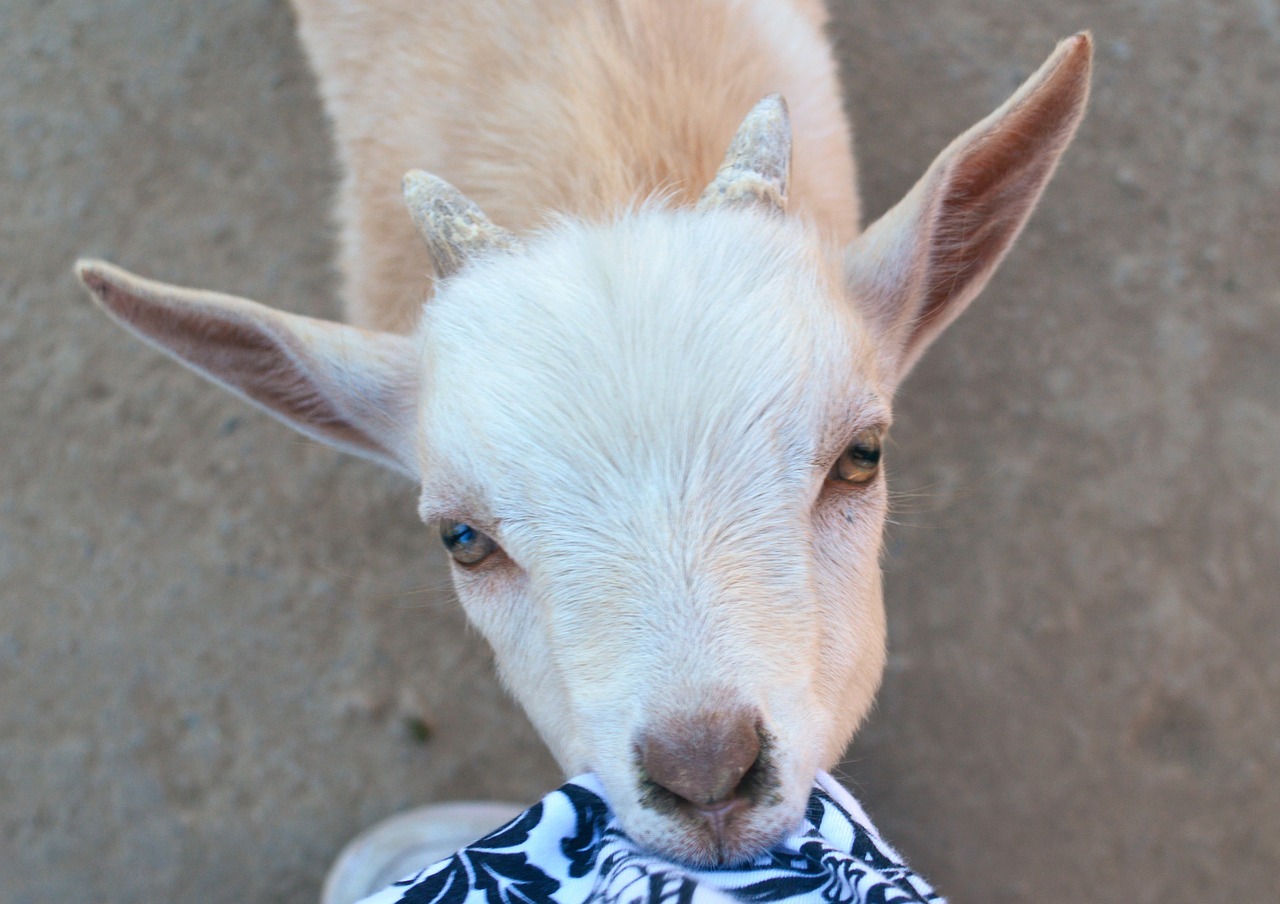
[697,94,791,214]
[402,170,522,279]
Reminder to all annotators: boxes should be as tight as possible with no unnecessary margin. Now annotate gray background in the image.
[3,1,1277,901]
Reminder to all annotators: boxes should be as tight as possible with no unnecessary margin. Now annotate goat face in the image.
[415,210,888,863]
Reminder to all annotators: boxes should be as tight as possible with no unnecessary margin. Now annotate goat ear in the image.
[847,33,1092,387]
[75,260,420,475]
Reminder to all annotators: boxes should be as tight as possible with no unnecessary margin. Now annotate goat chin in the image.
[78,0,1091,864]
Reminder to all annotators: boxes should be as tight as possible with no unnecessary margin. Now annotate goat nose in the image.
[639,711,762,808]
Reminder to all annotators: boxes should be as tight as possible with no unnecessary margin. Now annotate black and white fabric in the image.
[356,772,942,904]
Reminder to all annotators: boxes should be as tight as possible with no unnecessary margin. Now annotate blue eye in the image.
[439,520,498,566]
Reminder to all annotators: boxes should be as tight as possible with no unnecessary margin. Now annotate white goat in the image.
[76,0,1091,867]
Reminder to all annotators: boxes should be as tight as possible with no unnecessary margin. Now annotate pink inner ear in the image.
[917,36,1092,336]
[81,264,400,461]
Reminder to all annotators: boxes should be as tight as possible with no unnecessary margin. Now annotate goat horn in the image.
[697,94,791,214]
[402,170,522,279]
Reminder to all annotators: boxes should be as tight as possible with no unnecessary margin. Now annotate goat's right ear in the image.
[75,260,421,476]
[847,33,1093,389]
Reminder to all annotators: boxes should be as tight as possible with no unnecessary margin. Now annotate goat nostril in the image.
[639,711,762,808]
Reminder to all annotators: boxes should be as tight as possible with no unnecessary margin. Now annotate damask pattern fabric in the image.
[356,773,943,904]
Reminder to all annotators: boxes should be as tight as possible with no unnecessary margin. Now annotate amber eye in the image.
[439,521,498,566]
[830,429,882,484]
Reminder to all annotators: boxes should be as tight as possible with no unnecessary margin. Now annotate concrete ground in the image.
[3,1,1277,901]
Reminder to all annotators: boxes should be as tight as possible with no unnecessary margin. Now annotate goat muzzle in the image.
[637,709,764,813]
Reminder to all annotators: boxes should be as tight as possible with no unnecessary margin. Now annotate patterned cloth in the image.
[356,773,942,904]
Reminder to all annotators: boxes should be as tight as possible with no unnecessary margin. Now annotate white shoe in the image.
[321,801,527,904]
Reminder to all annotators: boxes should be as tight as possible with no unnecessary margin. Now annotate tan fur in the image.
[289,0,858,331]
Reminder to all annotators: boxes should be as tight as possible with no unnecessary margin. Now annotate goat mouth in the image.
[633,791,793,866]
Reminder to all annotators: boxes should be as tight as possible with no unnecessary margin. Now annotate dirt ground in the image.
[3,1,1277,902]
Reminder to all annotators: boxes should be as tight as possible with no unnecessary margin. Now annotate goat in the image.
[76,0,1091,867]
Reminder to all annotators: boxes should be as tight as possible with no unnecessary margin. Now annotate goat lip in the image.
[686,796,753,858]
[625,792,797,868]
[627,764,800,866]
[693,797,746,819]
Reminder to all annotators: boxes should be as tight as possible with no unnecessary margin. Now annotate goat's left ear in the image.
[76,260,421,476]
[847,33,1093,387]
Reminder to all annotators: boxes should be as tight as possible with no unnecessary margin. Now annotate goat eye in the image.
[439,521,497,566]
[830,430,882,484]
